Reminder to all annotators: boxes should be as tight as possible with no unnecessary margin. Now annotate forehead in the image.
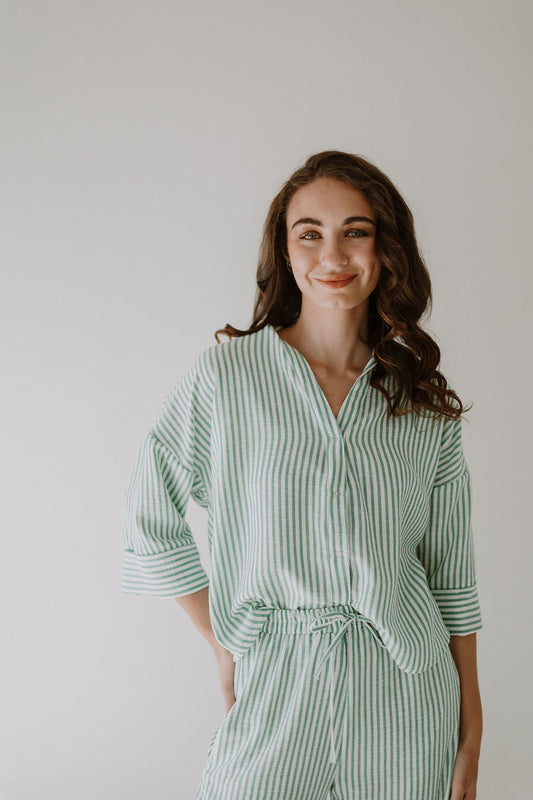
[287,177,374,220]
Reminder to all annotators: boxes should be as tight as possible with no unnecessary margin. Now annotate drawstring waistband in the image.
[237,605,388,766]
[308,609,387,764]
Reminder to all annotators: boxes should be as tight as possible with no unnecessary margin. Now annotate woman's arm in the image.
[175,586,220,651]
[448,632,483,749]
[447,633,483,798]
[175,587,237,714]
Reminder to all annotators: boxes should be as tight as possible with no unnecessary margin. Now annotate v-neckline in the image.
[265,323,376,428]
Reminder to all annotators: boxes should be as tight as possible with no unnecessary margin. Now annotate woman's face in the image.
[285,177,381,313]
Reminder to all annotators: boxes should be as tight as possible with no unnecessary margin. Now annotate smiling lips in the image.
[316,274,357,288]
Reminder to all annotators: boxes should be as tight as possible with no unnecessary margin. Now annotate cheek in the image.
[357,262,381,293]
[369,264,381,290]
[293,247,313,263]
[292,254,315,278]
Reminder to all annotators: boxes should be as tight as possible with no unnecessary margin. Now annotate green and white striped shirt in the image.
[121,323,483,674]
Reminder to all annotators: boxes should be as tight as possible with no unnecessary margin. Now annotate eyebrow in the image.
[290,215,376,230]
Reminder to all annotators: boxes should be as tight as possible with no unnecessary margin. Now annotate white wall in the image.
[1,1,531,797]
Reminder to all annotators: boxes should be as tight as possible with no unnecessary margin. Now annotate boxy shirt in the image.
[121,323,483,674]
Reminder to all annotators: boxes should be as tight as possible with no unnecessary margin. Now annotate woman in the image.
[121,150,483,800]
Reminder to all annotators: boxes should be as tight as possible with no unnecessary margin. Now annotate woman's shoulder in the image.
[200,326,269,365]
[176,327,266,388]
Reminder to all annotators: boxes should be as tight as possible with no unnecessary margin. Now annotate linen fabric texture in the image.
[121,323,483,675]
[192,605,461,800]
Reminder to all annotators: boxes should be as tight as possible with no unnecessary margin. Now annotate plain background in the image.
[2,1,531,797]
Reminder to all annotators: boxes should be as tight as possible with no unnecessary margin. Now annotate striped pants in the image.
[194,604,460,800]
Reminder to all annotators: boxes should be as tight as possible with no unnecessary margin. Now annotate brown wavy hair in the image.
[214,150,471,421]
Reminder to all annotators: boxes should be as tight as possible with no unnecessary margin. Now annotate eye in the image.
[300,229,369,240]
[346,229,369,238]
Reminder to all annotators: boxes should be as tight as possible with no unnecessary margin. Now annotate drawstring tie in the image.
[308,609,387,765]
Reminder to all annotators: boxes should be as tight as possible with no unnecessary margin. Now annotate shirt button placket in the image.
[330,430,348,583]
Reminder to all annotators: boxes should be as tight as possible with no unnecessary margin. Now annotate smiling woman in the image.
[122,150,483,800]
[216,150,466,422]
[280,176,382,380]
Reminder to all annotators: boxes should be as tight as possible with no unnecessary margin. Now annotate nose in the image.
[319,238,349,268]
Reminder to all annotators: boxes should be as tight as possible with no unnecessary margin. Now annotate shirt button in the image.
[336,550,343,558]
[334,490,342,497]
[331,435,338,441]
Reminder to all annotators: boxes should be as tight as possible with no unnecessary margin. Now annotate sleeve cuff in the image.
[430,583,483,635]
[121,542,210,597]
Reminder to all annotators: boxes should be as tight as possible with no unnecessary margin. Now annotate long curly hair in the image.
[214,150,471,421]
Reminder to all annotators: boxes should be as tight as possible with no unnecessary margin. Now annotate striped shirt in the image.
[121,323,483,674]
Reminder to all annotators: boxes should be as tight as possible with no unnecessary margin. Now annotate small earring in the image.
[286,260,293,273]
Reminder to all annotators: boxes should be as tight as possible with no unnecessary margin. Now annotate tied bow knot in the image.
[307,610,386,764]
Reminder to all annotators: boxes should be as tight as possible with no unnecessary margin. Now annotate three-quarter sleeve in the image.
[121,349,214,598]
[416,411,483,636]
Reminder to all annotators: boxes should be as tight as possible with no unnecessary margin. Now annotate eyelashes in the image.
[300,230,370,240]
